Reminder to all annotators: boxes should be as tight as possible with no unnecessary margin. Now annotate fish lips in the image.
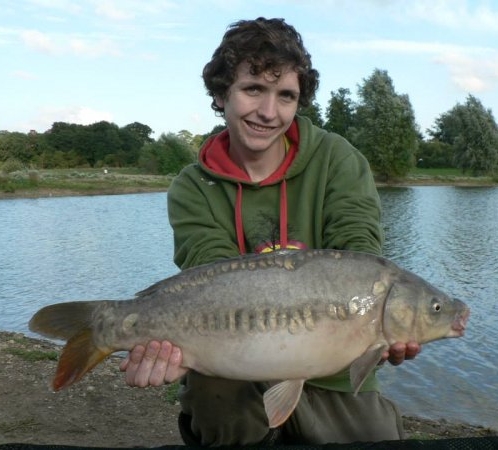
[450,299,470,337]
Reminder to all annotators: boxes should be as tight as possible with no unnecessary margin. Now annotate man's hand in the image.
[382,341,421,366]
[119,340,187,387]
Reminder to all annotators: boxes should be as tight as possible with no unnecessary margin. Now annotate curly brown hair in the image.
[203,17,320,114]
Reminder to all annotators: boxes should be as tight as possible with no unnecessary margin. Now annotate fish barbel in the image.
[29,249,470,428]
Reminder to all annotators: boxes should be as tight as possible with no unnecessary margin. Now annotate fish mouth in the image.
[450,305,470,337]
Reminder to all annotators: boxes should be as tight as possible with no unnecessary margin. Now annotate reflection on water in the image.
[0,188,497,429]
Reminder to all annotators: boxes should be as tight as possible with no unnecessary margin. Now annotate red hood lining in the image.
[200,119,299,184]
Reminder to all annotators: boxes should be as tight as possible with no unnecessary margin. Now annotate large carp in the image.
[29,249,469,428]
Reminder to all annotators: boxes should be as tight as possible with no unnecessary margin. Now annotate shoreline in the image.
[0,185,170,200]
[0,181,496,202]
[0,171,497,201]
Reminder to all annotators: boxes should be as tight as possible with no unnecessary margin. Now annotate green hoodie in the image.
[167,115,384,392]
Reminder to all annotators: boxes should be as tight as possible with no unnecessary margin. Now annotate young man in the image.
[120,17,420,445]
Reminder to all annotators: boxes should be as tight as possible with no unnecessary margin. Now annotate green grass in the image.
[1,167,496,195]
[409,168,462,177]
[164,382,180,405]
[0,168,172,195]
[8,334,31,343]
[5,347,59,362]
[2,334,59,361]
[404,167,496,185]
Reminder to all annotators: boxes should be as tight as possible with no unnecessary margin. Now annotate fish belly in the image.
[178,315,379,381]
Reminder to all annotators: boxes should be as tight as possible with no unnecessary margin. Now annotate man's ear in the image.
[214,95,225,109]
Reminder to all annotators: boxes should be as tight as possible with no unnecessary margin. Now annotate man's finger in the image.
[148,341,174,386]
[133,341,162,387]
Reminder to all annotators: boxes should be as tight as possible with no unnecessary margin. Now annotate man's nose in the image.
[257,94,278,120]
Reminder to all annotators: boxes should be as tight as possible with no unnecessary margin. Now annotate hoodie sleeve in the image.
[322,139,384,255]
[167,165,241,270]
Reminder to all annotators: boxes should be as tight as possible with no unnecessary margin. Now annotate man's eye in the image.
[281,91,298,102]
[245,87,261,95]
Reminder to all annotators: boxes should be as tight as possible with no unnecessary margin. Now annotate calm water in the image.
[0,188,497,429]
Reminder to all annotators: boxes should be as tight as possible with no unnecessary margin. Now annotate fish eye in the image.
[431,298,442,313]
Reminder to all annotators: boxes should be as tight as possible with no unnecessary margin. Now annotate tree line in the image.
[1,68,497,180]
[0,121,206,176]
[299,69,498,180]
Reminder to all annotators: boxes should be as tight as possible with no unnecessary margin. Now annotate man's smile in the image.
[245,120,278,133]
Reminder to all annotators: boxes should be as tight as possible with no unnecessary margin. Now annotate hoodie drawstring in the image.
[279,179,288,250]
[235,180,288,255]
[235,183,246,254]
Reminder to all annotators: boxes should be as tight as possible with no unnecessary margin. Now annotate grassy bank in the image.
[0,168,172,198]
[386,168,498,187]
[0,167,497,199]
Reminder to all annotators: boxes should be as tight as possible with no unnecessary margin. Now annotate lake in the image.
[0,187,497,429]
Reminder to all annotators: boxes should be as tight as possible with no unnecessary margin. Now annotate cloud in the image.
[289,0,498,33]
[19,28,121,58]
[404,0,498,33]
[62,106,114,125]
[13,1,183,59]
[317,38,492,56]
[68,37,121,57]
[434,51,498,93]
[94,0,134,21]
[317,36,498,93]
[91,0,179,21]
[20,29,59,54]
[26,0,82,14]
[26,106,114,132]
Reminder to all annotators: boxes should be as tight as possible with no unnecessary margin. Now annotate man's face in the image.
[216,62,300,156]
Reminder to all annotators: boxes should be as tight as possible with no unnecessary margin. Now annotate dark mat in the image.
[1,437,498,450]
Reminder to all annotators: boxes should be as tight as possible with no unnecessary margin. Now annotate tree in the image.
[192,124,227,151]
[0,132,33,164]
[86,121,122,167]
[177,130,195,146]
[354,69,418,181]
[428,95,498,175]
[122,122,153,144]
[416,140,454,168]
[44,121,143,167]
[139,133,195,175]
[324,88,355,138]
[118,122,154,166]
[45,122,82,154]
[298,101,324,127]
[201,124,226,141]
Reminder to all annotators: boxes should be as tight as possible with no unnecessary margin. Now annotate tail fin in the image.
[29,301,112,390]
[29,301,99,340]
[53,328,111,390]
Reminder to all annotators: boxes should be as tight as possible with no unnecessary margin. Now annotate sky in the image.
[1,0,498,139]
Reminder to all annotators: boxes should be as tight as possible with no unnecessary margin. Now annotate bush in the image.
[28,170,41,185]
[1,158,25,173]
[138,133,195,175]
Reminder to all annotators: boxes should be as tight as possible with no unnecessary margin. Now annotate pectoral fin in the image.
[263,379,305,428]
[350,344,388,395]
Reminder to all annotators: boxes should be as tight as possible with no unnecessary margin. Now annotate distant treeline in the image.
[2,68,498,180]
[0,121,224,177]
